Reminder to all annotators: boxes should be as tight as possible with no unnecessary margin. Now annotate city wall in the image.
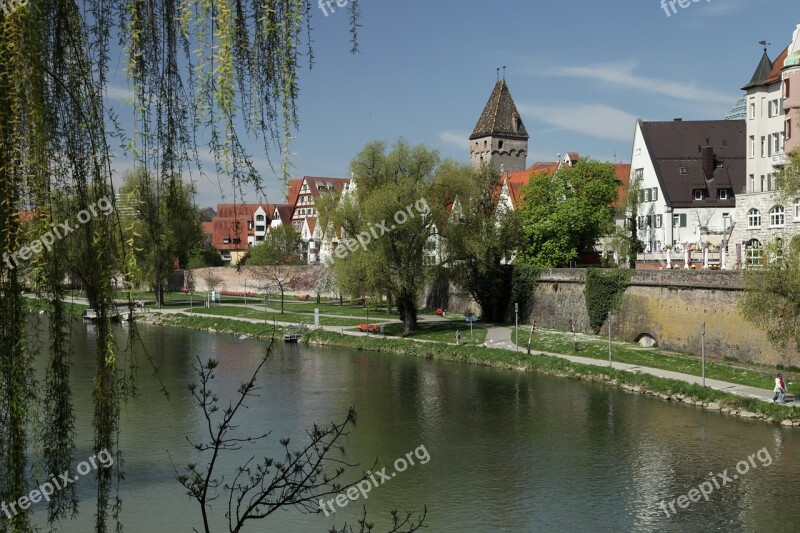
[529,269,791,366]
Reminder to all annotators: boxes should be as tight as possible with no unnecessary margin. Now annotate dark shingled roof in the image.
[742,50,774,90]
[639,119,746,209]
[470,80,528,140]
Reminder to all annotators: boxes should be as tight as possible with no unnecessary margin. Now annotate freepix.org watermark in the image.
[1,449,114,520]
[317,0,351,18]
[322,199,430,267]
[661,0,710,18]
[2,196,114,271]
[318,444,430,517]
[658,447,772,518]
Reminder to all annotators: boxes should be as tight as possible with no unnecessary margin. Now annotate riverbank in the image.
[305,330,800,427]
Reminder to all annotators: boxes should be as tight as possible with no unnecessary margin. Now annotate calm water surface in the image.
[27,318,800,532]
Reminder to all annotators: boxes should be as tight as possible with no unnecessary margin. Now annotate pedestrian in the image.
[773,373,787,404]
[455,329,461,345]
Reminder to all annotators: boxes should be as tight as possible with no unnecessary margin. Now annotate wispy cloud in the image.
[105,84,133,102]
[517,103,637,141]
[438,130,470,150]
[548,63,735,105]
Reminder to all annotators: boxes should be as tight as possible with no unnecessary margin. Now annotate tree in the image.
[739,237,800,352]
[443,163,521,322]
[119,169,203,306]
[0,1,361,530]
[517,159,620,267]
[254,263,303,314]
[322,140,445,332]
[187,247,224,270]
[776,148,800,204]
[248,225,303,266]
[179,342,426,533]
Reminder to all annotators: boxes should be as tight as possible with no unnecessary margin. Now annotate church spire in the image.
[469,76,529,172]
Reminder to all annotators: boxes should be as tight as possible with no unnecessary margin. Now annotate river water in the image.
[25,319,800,532]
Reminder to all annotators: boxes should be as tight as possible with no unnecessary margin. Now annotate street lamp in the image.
[514,303,519,352]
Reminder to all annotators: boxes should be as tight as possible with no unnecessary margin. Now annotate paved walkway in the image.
[32,294,793,406]
[482,324,793,405]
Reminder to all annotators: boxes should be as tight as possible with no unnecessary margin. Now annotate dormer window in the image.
[680,167,687,175]
[694,190,704,201]
[719,189,728,200]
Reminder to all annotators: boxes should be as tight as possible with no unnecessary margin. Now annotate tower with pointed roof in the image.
[469,80,528,172]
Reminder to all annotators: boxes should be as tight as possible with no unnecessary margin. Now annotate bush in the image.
[584,269,631,334]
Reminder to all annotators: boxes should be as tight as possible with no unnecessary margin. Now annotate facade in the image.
[208,202,292,263]
[629,119,745,254]
[469,80,529,173]
[729,25,800,268]
[289,176,352,263]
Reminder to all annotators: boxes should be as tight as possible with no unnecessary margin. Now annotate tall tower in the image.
[469,79,529,172]
[783,24,800,155]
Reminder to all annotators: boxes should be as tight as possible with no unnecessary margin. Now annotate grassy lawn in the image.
[379,321,487,345]
[182,305,365,327]
[513,328,790,390]
[275,300,401,318]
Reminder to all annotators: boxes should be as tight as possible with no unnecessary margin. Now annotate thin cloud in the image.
[518,103,637,142]
[105,84,133,102]
[438,130,470,150]
[548,63,735,105]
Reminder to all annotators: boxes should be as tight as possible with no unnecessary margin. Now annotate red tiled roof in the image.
[765,47,789,85]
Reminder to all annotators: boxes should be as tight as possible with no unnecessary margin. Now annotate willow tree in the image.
[0,1,359,532]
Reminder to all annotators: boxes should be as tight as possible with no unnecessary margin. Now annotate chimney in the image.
[702,146,715,180]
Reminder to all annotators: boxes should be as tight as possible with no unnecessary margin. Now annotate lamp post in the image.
[608,311,612,366]
[514,303,519,352]
[701,322,706,387]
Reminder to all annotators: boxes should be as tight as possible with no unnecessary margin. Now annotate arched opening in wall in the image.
[635,333,658,348]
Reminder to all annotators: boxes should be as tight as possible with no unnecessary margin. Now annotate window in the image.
[767,174,772,192]
[795,201,800,220]
[256,215,265,221]
[750,174,755,192]
[749,136,755,158]
[787,119,792,141]
[247,221,253,230]
[498,140,504,149]
[749,101,756,119]
[645,188,652,202]
[770,206,785,227]
[679,166,687,175]
[673,214,687,228]
[760,136,766,157]
[694,189,704,201]
[745,239,762,267]
[761,175,765,192]
[715,159,724,168]
[651,188,658,201]
[655,214,662,228]
[748,209,761,228]
[638,215,645,228]
[255,225,265,232]
[255,235,264,242]
[634,168,644,179]
[223,237,230,244]
[785,79,791,99]
[719,189,728,200]
[638,190,645,203]
[721,140,728,148]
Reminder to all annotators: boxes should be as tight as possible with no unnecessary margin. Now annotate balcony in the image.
[771,153,786,167]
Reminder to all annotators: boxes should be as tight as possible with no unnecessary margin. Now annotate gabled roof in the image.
[299,177,350,200]
[765,47,789,83]
[470,80,528,141]
[742,50,774,90]
[272,204,294,223]
[287,178,303,206]
[637,119,746,209]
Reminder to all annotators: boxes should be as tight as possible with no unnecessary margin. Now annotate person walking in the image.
[455,330,461,345]
[773,373,787,404]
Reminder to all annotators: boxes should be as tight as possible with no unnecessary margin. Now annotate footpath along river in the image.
[26,319,800,532]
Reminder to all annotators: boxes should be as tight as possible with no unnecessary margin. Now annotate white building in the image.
[629,119,745,256]
[729,26,800,268]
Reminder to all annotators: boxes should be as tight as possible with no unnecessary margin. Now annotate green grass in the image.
[305,330,800,423]
[379,321,487,345]
[273,300,401,318]
[154,313,286,340]
[511,328,789,390]
[182,305,365,327]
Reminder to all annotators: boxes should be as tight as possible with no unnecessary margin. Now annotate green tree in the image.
[776,148,800,204]
[323,140,445,332]
[248,225,303,266]
[517,159,620,267]
[443,163,521,322]
[739,237,800,352]
[119,170,203,306]
[187,247,224,270]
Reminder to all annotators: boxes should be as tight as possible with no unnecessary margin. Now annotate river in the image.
[24,318,800,532]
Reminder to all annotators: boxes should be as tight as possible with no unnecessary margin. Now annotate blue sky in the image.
[107,0,800,207]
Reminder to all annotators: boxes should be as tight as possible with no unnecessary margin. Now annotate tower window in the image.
[484,140,488,149]
[498,140,504,149]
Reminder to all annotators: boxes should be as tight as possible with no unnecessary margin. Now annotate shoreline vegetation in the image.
[25,297,800,427]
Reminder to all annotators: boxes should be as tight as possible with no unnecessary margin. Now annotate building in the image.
[208,202,291,263]
[469,80,529,173]
[629,119,746,255]
[728,25,800,268]
[289,176,353,263]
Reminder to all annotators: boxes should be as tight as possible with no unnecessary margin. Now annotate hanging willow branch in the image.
[0,1,359,532]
